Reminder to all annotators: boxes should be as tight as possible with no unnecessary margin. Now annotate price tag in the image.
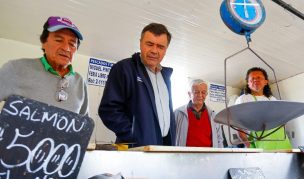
[0,95,94,178]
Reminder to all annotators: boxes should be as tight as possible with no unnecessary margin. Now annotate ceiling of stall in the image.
[1,0,304,88]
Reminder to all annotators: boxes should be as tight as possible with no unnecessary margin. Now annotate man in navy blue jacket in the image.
[99,23,176,147]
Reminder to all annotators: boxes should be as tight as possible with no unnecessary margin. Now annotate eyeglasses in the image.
[56,78,69,102]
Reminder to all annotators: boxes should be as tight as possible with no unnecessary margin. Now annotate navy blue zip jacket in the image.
[98,52,176,147]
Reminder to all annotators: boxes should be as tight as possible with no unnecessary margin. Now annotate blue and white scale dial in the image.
[230,0,264,25]
[220,0,266,35]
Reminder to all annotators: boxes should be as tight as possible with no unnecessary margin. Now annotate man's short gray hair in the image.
[188,79,207,92]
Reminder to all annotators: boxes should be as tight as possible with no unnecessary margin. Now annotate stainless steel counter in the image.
[78,147,304,179]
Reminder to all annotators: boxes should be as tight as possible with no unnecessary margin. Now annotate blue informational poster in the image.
[87,58,114,87]
[209,84,226,103]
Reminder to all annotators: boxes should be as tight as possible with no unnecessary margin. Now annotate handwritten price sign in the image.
[0,95,94,179]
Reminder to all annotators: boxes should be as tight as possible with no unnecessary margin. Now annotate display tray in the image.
[129,145,262,153]
[214,101,304,131]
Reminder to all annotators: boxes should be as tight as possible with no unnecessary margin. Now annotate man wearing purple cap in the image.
[0,16,89,115]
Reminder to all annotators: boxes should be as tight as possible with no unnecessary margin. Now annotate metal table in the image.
[78,146,304,179]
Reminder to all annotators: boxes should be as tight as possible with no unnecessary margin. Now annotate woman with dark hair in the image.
[235,67,291,150]
[244,67,272,97]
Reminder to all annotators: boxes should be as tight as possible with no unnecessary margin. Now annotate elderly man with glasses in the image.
[174,79,224,147]
[0,16,89,115]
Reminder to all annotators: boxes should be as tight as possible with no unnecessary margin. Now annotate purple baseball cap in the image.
[47,16,83,40]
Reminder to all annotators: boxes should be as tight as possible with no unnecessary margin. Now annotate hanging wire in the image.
[224,35,286,146]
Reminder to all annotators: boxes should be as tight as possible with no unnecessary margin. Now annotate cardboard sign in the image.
[0,95,94,179]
